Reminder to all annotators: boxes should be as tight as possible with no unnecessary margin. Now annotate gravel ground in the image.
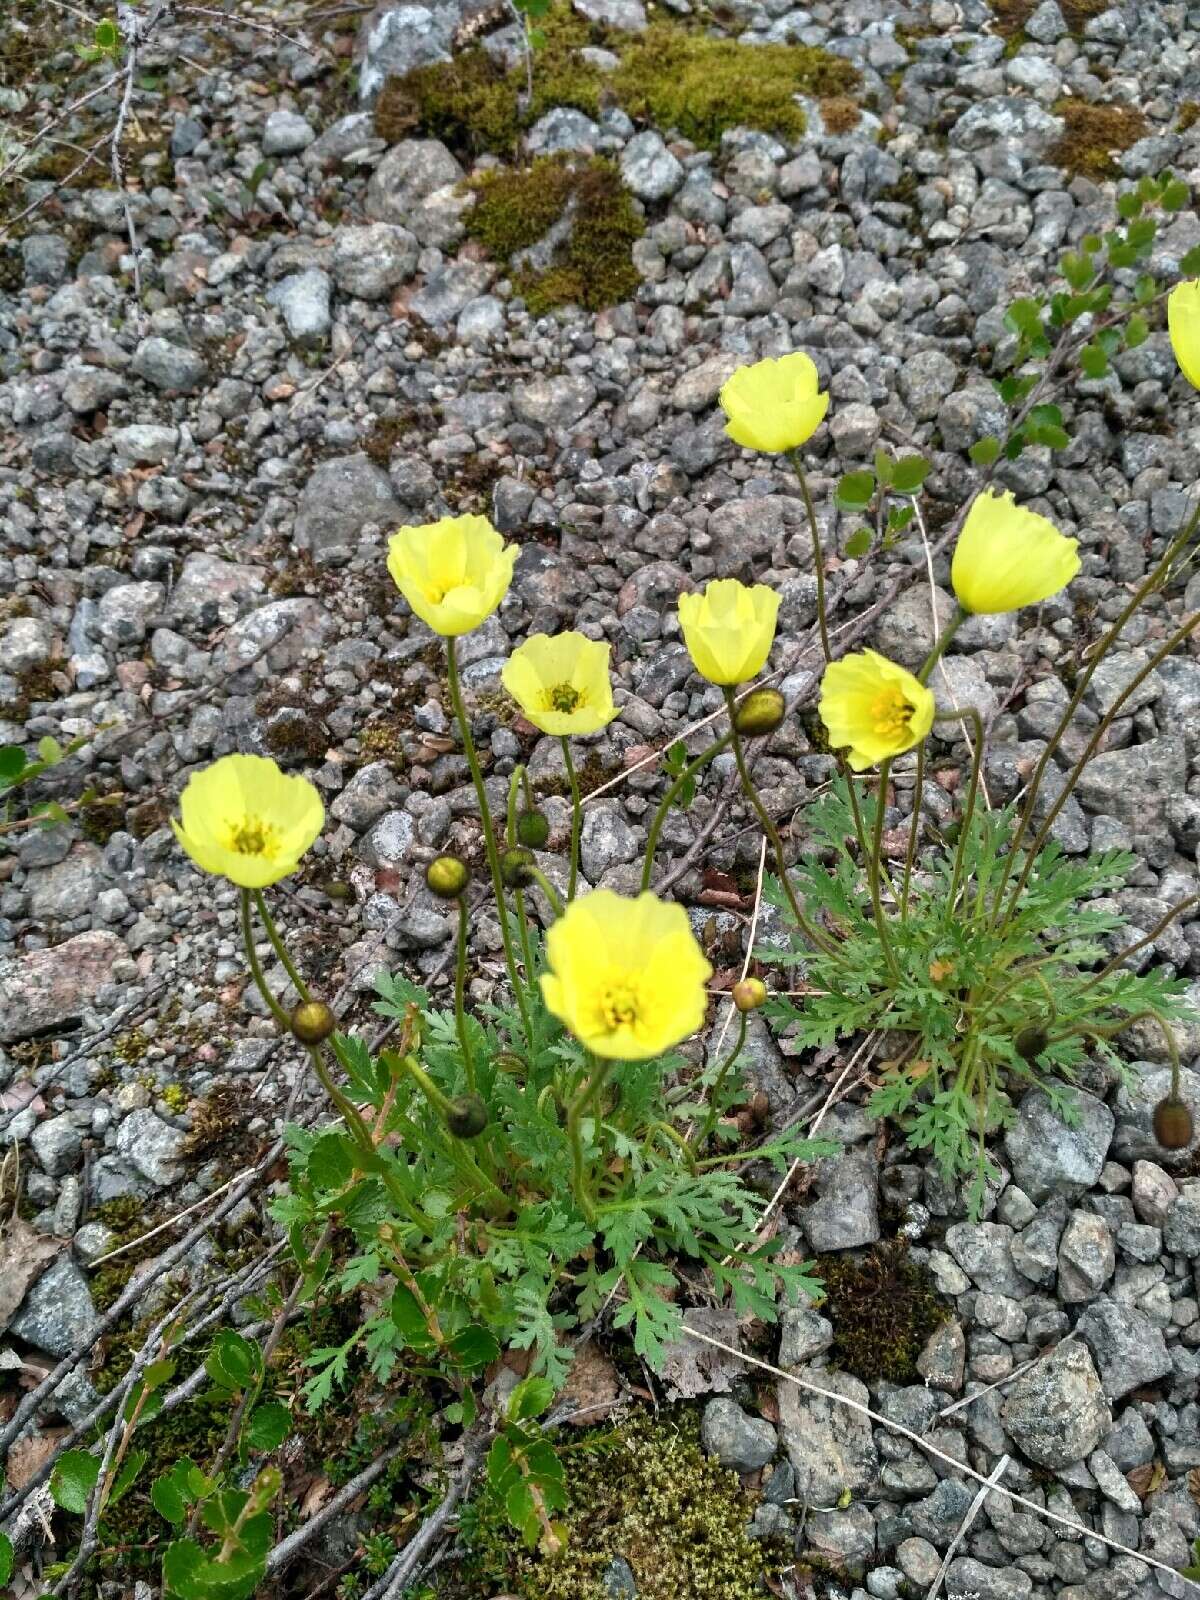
[2,0,1200,1594]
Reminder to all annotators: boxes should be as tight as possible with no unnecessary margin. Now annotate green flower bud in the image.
[291,1000,337,1045]
[446,1094,489,1139]
[733,687,786,738]
[499,847,535,889]
[1014,1027,1047,1062]
[516,808,550,849]
[426,854,469,899]
[732,976,768,1013]
[1153,1096,1194,1151]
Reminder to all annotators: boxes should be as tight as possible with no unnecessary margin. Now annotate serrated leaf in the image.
[873,448,894,485]
[1181,244,1200,275]
[244,1400,290,1453]
[507,1375,556,1422]
[1125,313,1149,349]
[205,1329,260,1391]
[0,1533,11,1585]
[36,735,63,765]
[1162,180,1189,211]
[1080,343,1109,379]
[108,1449,147,1508]
[0,746,26,782]
[51,1449,100,1515]
[447,1325,500,1370]
[307,1131,354,1192]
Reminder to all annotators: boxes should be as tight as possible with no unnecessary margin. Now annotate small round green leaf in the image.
[51,1449,101,1515]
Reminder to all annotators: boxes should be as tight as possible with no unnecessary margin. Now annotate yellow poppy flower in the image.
[387,514,517,636]
[719,352,830,454]
[818,650,935,771]
[172,754,324,888]
[950,489,1080,615]
[540,890,713,1061]
[678,578,781,686]
[1168,279,1200,389]
[501,632,619,737]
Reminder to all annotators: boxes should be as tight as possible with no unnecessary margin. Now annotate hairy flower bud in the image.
[732,976,768,1012]
[733,687,786,737]
[426,854,469,900]
[515,808,550,849]
[499,847,535,889]
[446,1094,489,1139]
[1153,1096,1194,1151]
[1014,1026,1047,1062]
[291,1000,337,1045]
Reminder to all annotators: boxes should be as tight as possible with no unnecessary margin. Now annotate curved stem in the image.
[446,636,532,1047]
[507,764,538,989]
[252,889,310,1004]
[527,864,565,919]
[566,1057,614,1225]
[454,896,476,1096]
[561,737,581,902]
[1075,894,1200,998]
[690,1012,748,1153]
[1050,1010,1180,1097]
[900,742,924,921]
[917,605,967,685]
[649,1120,698,1173]
[642,730,733,891]
[723,689,839,958]
[788,451,831,664]
[939,706,985,919]
[867,758,903,984]
[240,889,289,1029]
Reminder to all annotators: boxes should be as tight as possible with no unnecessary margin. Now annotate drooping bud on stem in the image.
[291,1000,337,1044]
[1153,1096,1194,1151]
[426,854,469,899]
[1014,1026,1048,1063]
[731,976,768,1013]
[515,808,550,849]
[500,847,535,888]
[446,1093,489,1138]
[733,687,786,738]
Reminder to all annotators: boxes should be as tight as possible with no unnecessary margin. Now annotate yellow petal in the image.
[719,353,830,454]
[818,650,934,771]
[1169,280,1200,390]
[678,579,780,686]
[501,631,617,737]
[173,753,324,887]
[387,515,517,636]
[951,489,1079,615]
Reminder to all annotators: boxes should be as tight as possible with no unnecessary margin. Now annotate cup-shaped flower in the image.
[540,890,713,1061]
[172,753,324,887]
[387,514,517,637]
[950,489,1079,615]
[1168,280,1200,389]
[818,650,935,771]
[678,578,781,686]
[719,352,829,454]
[501,631,618,737]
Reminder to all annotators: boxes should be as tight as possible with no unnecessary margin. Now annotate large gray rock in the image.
[262,109,315,155]
[168,553,266,628]
[268,269,332,346]
[944,1222,1026,1297]
[1000,1341,1110,1468]
[332,223,419,301]
[0,931,122,1043]
[700,1396,777,1473]
[802,1149,880,1252]
[513,374,597,430]
[620,130,683,201]
[1074,737,1187,832]
[115,1109,188,1187]
[950,97,1065,155]
[1075,1297,1173,1400]
[778,1366,878,1505]
[31,1113,83,1177]
[294,454,402,553]
[1003,1088,1114,1203]
[365,138,464,224]
[130,335,208,393]
[9,1255,99,1357]
[357,1,495,102]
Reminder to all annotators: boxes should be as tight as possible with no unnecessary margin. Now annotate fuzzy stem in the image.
[788,450,832,664]
[867,758,903,985]
[254,889,311,1003]
[690,1012,748,1153]
[507,765,538,988]
[900,742,925,921]
[527,863,565,919]
[917,605,967,685]
[454,896,476,1096]
[641,730,733,891]
[1076,895,1200,997]
[240,889,289,1029]
[937,706,985,919]
[561,737,582,902]
[566,1057,615,1225]
[446,635,532,1046]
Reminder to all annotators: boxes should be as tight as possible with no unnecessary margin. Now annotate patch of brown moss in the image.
[815,1241,949,1384]
[1049,98,1148,179]
[819,95,862,134]
[1179,101,1200,133]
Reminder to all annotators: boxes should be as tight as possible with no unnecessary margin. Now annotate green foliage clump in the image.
[453,1408,787,1600]
[466,156,642,314]
[1050,99,1149,179]
[815,1242,948,1384]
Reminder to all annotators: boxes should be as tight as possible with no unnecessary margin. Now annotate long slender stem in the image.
[527,863,565,919]
[641,730,733,891]
[254,889,311,1002]
[939,706,985,919]
[454,896,476,1095]
[723,689,838,957]
[788,451,831,664]
[1075,895,1200,997]
[561,737,581,901]
[690,1012,748,1152]
[446,636,532,1045]
[506,764,539,990]
[916,606,966,685]
[566,1057,614,1224]
[900,742,924,920]
[867,758,902,984]
[240,889,289,1029]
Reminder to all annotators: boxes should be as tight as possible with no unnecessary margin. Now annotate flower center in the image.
[547,682,582,714]
[600,981,639,1032]
[870,687,914,742]
[228,816,277,857]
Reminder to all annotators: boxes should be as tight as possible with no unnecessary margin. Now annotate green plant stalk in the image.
[788,450,832,663]
[997,604,1200,929]
[648,1119,698,1173]
[566,1056,615,1224]
[641,729,733,890]
[254,889,312,1003]
[866,757,903,984]
[841,752,899,909]
[722,688,839,958]
[991,499,1200,927]
[916,605,967,685]
[937,705,985,919]
[900,742,925,920]
[1075,893,1200,997]
[690,1012,748,1152]
[240,889,289,1030]
[454,896,477,1096]
[446,636,532,1046]
[561,736,581,902]
[507,765,538,990]
[1054,1008,1180,1093]
[393,1054,509,1208]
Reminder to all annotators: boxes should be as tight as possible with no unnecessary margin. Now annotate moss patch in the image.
[818,94,861,134]
[449,1407,786,1600]
[1049,98,1148,179]
[466,155,641,313]
[815,1241,948,1384]
[376,9,857,157]
[989,0,1110,36]
[1179,101,1200,133]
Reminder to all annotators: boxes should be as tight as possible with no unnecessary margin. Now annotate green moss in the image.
[113,1027,151,1065]
[814,1241,948,1384]
[448,1408,787,1600]
[375,7,857,158]
[1049,98,1148,179]
[466,155,642,314]
[182,1082,248,1160]
[161,1082,188,1115]
[1180,101,1200,133]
